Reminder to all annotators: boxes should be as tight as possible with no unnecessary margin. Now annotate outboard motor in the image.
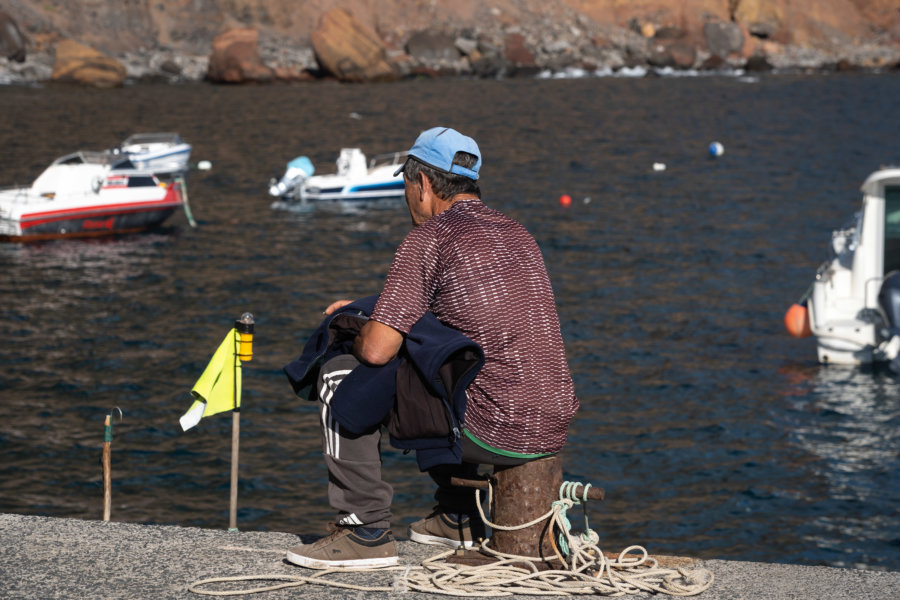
[269,156,315,198]
[878,270,900,372]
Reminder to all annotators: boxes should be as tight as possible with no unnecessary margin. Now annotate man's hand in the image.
[324,299,353,315]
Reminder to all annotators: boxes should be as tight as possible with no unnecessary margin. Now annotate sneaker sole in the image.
[285,548,398,570]
[407,528,475,549]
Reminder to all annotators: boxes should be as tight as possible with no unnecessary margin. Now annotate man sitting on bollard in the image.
[284,126,578,569]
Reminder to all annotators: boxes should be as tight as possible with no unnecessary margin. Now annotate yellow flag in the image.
[180,329,242,431]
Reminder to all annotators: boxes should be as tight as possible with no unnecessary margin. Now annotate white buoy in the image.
[197,160,212,171]
[653,162,666,172]
[708,142,724,158]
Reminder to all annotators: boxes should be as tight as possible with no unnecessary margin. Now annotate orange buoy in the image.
[784,303,812,338]
[559,194,572,207]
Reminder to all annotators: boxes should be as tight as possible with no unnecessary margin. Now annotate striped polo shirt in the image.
[371,198,577,454]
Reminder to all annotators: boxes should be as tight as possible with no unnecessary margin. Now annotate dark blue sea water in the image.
[1,73,898,571]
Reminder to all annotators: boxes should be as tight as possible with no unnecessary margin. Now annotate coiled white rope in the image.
[189,481,714,597]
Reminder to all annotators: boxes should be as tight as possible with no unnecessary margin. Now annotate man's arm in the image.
[353,319,403,366]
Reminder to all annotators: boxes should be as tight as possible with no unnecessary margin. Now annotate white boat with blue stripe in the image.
[269,148,407,212]
[109,132,192,180]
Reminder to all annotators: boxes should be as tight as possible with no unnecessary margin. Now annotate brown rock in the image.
[51,39,126,88]
[206,27,275,83]
[646,42,674,68]
[272,65,313,81]
[310,8,396,83]
[504,32,535,66]
[704,20,744,58]
[700,54,728,70]
[745,52,774,71]
[834,58,858,71]
[0,10,26,62]
[733,0,875,47]
[405,30,459,63]
[655,25,685,40]
[667,40,697,69]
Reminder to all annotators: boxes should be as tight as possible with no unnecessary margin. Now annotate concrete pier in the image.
[2,512,898,599]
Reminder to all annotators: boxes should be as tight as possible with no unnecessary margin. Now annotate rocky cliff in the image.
[1,0,898,85]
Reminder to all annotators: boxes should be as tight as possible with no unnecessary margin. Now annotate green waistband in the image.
[463,429,553,459]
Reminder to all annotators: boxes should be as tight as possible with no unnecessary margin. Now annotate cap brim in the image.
[393,159,407,177]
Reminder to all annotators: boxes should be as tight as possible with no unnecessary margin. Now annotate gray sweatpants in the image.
[318,354,393,529]
[317,353,534,529]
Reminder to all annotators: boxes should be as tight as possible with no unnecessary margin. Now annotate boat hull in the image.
[271,149,407,212]
[301,181,406,209]
[128,145,192,177]
[0,185,183,242]
[802,167,900,366]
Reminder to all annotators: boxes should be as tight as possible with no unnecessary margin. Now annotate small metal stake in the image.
[102,415,112,521]
[102,407,122,522]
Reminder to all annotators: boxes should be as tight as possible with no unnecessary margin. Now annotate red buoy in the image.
[784,303,812,338]
[559,195,572,207]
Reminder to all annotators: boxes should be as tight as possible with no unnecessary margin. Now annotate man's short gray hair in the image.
[403,152,481,200]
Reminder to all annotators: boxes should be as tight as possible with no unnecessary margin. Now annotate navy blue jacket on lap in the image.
[283,295,484,470]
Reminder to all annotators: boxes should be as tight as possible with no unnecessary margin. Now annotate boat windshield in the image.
[369,152,407,169]
[886,185,900,274]
[52,151,118,166]
[121,133,183,146]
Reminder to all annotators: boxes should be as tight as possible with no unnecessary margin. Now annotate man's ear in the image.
[418,173,433,199]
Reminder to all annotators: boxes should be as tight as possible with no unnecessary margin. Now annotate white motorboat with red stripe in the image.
[0,150,185,242]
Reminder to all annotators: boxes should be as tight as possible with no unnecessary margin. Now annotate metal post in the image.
[228,313,254,532]
[229,409,240,531]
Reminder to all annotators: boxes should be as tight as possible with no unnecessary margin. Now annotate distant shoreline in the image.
[2,51,899,88]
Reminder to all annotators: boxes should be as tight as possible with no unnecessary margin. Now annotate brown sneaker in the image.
[286,526,399,569]
[408,512,486,549]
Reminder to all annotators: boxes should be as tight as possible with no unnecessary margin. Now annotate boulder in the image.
[745,52,774,71]
[51,39,126,87]
[406,31,460,63]
[206,27,275,83]
[310,8,396,82]
[454,37,478,57]
[0,11,26,63]
[655,25,686,40]
[504,32,535,67]
[704,20,744,58]
[504,32,540,77]
[667,40,698,69]
[646,42,675,68]
[700,54,728,70]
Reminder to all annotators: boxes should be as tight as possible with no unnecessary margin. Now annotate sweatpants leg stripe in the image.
[319,368,353,459]
[339,513,363,526]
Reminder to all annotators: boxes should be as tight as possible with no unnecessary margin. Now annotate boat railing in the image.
[369,151,408,170]
[0,187,35,204]
[52,150,121,167]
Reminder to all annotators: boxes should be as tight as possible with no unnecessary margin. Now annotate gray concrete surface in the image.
[2,512,898,599]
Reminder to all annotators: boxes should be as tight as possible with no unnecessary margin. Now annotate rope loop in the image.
[187,478,714,597]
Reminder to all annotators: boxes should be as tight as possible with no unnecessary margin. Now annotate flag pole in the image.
[229,313,254,531]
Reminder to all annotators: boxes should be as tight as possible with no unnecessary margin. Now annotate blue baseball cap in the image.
[393,127,481,180]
